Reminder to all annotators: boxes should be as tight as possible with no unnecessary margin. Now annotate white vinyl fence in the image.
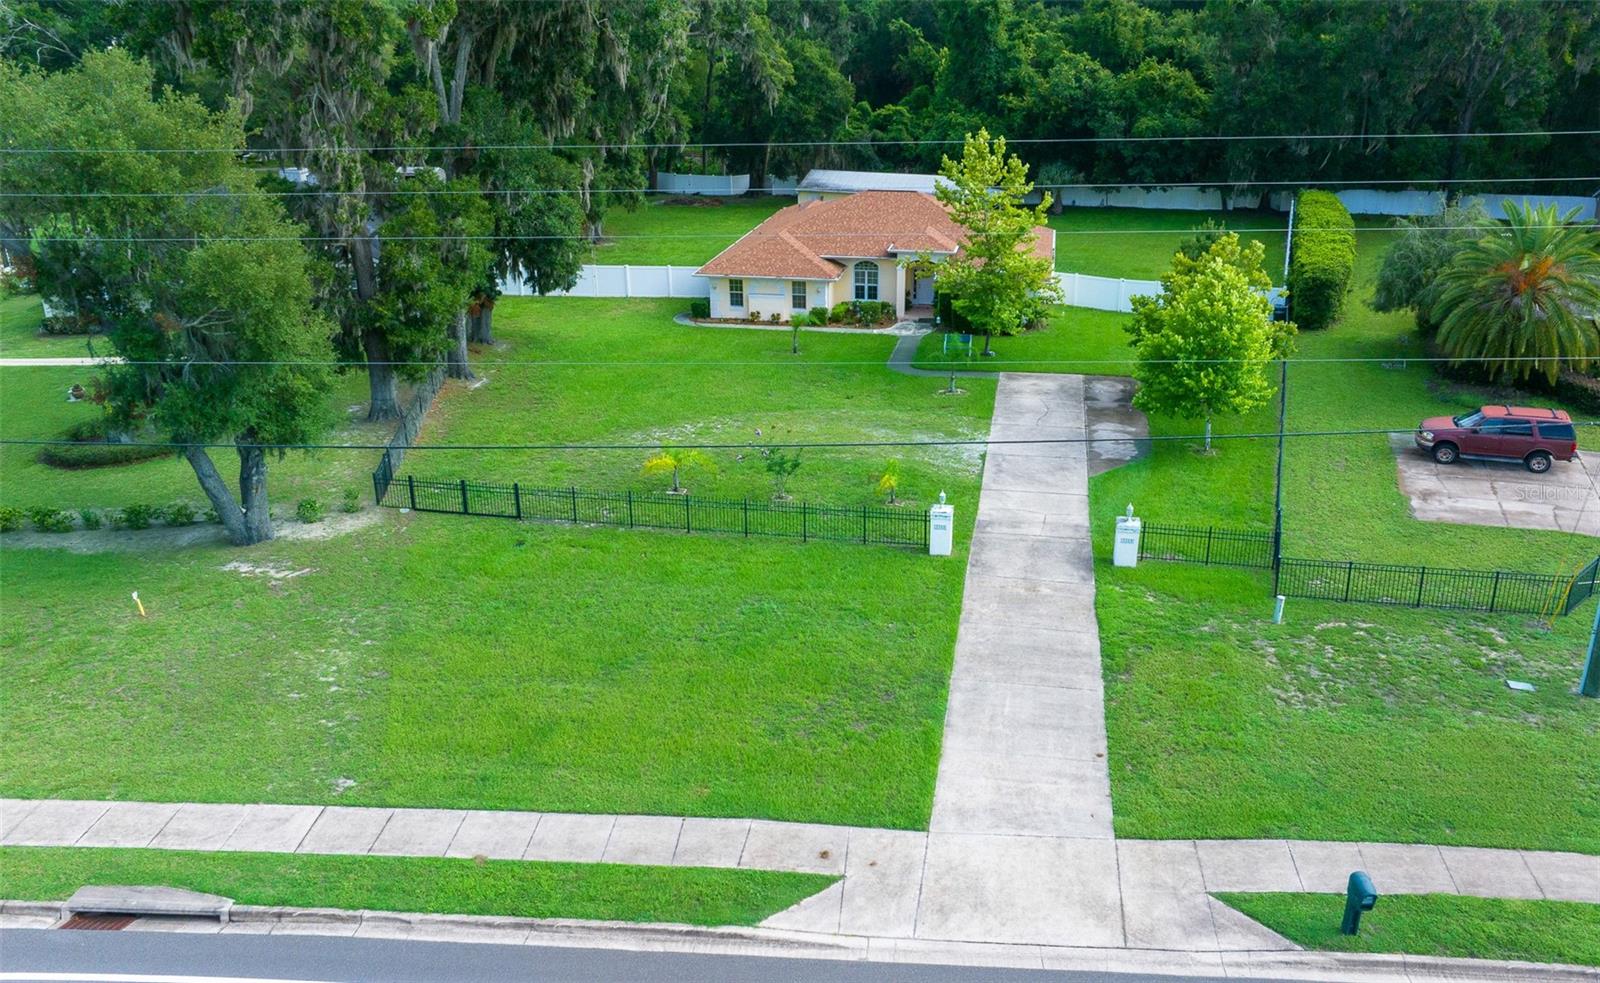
[1053,271,1285,314]
[1047,184,1597,219]
[655,172,751,196]
[499,264,709,299]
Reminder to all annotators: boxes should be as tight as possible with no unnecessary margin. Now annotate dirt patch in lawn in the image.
[0,509,384,553]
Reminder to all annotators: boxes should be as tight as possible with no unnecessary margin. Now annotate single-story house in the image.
[694,190,1055,323]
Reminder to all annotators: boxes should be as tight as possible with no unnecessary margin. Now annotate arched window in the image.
[852,262,879,302]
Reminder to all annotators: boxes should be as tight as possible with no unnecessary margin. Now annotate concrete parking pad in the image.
[369,808,465,857]
[1390,434,1600,534]
[444,810,541,860]
[76,801,180,848]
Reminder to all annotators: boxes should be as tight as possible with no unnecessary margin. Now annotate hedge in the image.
[36,418,169,469]
[1288,189,1356,330]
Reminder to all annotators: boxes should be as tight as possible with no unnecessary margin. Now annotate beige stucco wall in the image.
[825,258,905,317]
[705,276,832,322]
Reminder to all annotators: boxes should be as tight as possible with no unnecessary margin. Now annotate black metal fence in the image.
[1138,521,1597,617]
[376,474,930,549]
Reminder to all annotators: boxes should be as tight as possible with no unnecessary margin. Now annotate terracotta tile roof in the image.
[696,191,1055,280]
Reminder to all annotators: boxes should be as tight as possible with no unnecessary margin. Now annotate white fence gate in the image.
[499,264,709,299]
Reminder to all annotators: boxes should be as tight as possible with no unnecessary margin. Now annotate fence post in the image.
[862,505,869,545]
[1415,566,1427,607]
[460,478,470,515]
[408,475,417,510]
[627,489,634,528]
[1489,570,1501,613]
[570,486,579,524]
[684,494,691,533]
[802,502,808,543]
[743,498,749,537]
[1204,526,1215,565]
[1344,561,1354,602]
[372,468,382,506]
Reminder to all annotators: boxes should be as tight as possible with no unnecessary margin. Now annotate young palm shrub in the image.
[1433,202,1600,384]
[876,459,902,504]
[642,448,715,494]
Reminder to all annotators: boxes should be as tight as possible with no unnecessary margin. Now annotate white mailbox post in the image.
[1113,503,1141,568]
[929,492,954,557]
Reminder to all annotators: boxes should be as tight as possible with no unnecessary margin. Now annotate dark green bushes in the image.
[36,418,169,469]
[1288,190,1355,329]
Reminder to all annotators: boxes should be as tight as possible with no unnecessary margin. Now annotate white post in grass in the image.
[929,491,953,557]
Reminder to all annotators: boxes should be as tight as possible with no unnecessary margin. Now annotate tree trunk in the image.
[468,300,495,344]
[237,442,273,543]
[446,310,474,380]
[182,444,273,546]
[1204,416,1213,453]
[982,332,994,357]
[363,331,401,422]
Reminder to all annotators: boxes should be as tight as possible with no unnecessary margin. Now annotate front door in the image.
[912,276,935,306]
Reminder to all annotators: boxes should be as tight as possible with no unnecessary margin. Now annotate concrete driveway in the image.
[1388,433,1600,535]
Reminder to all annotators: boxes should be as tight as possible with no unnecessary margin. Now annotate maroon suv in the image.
[1415,405,1580,473]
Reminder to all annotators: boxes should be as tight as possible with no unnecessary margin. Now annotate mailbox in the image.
[1113,504,1141,568]
[1341,870,1378,935]
[929,493,954,557]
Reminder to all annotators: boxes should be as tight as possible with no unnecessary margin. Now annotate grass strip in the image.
[1217,892,1600,968]
[0,846,835,927]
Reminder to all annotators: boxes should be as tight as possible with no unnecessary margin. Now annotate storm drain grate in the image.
[60,913,135,931]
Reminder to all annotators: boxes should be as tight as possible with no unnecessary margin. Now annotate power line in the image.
[7,354,1597,368]
[3,129,1597,155]
[4,175,1597,198]
[3,423,1597,454]
[22,221,1595,244]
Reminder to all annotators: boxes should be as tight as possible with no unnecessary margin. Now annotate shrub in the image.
[859,300,893,324]
[809,306,829,324]
[119,504,157,530]
[78,507,103,530]
[204,505,221,524]
[27,507,73,533]
[162,501,198,526]
[36,418,169,470]
[296,497,324,523]
[341,488,362,513]
[828,301,854,324]
[0,506,23,532]
[749,309,762,322]
[688,299,710,319]
[1555,368,1600,415]
[768,312,782,324]
[1287,189,1356,330]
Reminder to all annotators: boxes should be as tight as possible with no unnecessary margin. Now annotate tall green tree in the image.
[0,50,335,545]
[1433,202,1600,384]
[1372,203,1490,335]
[1127,234,1294,452]
[913,129,1060,356]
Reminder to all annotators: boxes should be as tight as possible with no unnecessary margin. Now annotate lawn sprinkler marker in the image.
[131,591,146,617]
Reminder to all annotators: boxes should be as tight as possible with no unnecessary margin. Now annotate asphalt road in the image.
[0,930,1283,983]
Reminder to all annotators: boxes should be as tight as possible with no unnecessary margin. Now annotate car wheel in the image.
[1526,451,1552,474]
[1432,443,1459,465]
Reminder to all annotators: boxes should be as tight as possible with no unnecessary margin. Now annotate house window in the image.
[728,278,744,308]
[792,281,808,309]
[853,262,879,301]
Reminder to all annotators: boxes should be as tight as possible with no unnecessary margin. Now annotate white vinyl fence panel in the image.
[499,265,709,299]
[1466,193,1597,222]
[655,172,752,196]
[1053,271,1285,315]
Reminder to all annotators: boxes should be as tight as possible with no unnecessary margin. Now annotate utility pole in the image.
[1271,358,1288,596]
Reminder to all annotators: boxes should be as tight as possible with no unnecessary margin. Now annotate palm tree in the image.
[1432,203,1600,384]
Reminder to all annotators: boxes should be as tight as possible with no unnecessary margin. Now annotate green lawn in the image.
[1219,892,1600,968]
[425,297,993,509]
[1,297,981,830]
[1048,207,1289,283]
[909,306,1135,376]
[1068,222,1600,853]
[587,197,791,267]
[0,847,833,927]
[0,363,394,512]
[0,291,92,358]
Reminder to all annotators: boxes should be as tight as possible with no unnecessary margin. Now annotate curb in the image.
[4,899,1596,981]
